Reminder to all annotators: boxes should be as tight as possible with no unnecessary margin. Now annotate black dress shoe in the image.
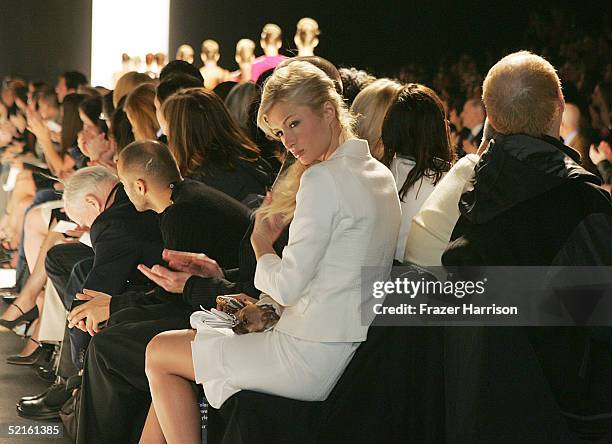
[17,383,70,420]
[0,304,38,330]
[19,384,54,403]
[36,363,57,383]
[6,343,53,366]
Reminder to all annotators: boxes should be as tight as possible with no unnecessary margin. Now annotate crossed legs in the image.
[141,329,200,444]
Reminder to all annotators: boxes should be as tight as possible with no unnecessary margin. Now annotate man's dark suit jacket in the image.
[108,178,251,313]
[83,184,164,296]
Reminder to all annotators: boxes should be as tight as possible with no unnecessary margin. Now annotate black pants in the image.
[46,243,94,372]
[46,242,95,369]
[76,302,192,444]
[45,243,94,311]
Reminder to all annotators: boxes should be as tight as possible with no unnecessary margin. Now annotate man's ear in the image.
[135,179,147,195]
[84,194,101,213]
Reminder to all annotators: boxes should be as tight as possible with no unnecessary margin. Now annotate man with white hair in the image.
[561,102,594,172]
[18,166,163,421]
[442,51,612,442]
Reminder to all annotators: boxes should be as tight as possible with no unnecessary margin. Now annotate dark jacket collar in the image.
[459,133,602,224]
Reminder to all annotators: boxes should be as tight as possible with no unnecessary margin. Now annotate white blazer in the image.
[254,138,401,342]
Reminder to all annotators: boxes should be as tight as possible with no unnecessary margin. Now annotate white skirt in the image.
[190,323,359,409]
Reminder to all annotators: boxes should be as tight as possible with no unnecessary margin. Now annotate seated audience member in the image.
[212,81,236,101]
[159,59,204,83]
[112,71,154,109]
[381,83,454,262]
[248,55,345,175]
[350,78,403,160]
[3,91,88,286]
[162,87,273,204]
[73,140,251,444]
[76,94,108,166]
[124,83,160,141]
[109,96,135,153]
[560,102,594,173]
[199,39,230,90]
[459,97,486,154]
[139,60,401,444]
[225,82,258,131]
[276,56,343,96]
[250,24,288,82]
[154,73,203,143]
[55,71,88,103]
[442,51,612,442]
[403,120,498,266]
[17,165,163,420]
[338,67,376,107]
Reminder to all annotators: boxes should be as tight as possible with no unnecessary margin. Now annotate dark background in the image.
[0,0,92,84]
[0,0,606,84]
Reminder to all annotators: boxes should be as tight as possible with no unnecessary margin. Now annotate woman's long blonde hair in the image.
[256,60,355,224]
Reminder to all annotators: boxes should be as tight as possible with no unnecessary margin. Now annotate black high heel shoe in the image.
[0,303,39,330]
[7,339,53,366]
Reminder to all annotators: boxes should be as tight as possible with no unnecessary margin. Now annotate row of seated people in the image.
[0,50,611,443]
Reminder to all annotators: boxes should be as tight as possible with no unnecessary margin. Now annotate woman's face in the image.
[266,101,335,165]
[79,110,99,135]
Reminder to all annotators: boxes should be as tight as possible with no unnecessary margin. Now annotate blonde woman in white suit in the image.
[139,60,401,444]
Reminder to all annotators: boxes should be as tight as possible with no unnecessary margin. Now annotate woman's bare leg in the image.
[1,231,63,321]
[139,403,167,444]
[23,206,51,273]
[4,196,34,250]
[144,329,200,444]
[2,171,36,248]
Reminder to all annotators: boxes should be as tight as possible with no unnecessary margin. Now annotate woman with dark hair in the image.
[162,87,273,204]
[224,82,258,129]
[76,95,112,168]
[382,83,454,262]
[78,95,108,136]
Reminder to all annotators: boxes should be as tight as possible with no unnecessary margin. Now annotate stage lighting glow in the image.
[91,0,169,88]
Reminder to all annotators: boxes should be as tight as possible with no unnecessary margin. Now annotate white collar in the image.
[471,122,484,137]
[564,130,578,146]
[327,138,371,161]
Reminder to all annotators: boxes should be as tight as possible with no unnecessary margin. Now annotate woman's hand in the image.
[163,249,224,278]
[251,191,285,258]
[26,110,50,141]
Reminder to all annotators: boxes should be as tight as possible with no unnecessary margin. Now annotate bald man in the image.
[561,102,595,173]
[75,140,252,444]
[442,51,612,442]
